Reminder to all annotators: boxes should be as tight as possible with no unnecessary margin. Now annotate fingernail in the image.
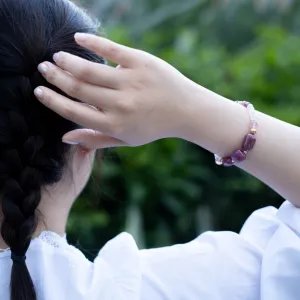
[75,33,87,42]
[34,88,43,99]
[53,52,61,63]
[38,63,48,74]
[62,140,80,145]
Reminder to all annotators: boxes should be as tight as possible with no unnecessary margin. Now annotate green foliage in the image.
[68,0,300,256]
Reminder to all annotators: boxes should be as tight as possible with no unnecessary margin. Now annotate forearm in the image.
[180,81,300,207]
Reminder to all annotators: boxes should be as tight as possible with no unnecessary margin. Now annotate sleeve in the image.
[91,233,141,300]
[259,201,300,300]
[139,231,262,300]
[90,201,300,300]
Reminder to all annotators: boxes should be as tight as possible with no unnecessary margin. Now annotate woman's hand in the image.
[35,33,196,149]
[35,34,300,207]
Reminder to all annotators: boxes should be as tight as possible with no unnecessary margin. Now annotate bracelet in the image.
[214,101,258,167]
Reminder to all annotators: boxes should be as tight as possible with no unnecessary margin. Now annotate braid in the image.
[1,116,44,253]
[0,75,68,300]
[0,110,59,299]
[0,1,106,299]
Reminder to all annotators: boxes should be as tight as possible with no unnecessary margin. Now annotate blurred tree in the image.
[68,0,300,258]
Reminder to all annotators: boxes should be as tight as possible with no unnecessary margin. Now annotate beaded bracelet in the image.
[214,101,258,167]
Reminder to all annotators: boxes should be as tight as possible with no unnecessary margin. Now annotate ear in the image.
[78,144,94,156]
[72,144,96,170]
[69,144,96,196]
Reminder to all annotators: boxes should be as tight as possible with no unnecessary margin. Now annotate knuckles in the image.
[66,79,82,98]
[106,119,124,136]
[61,101,78,122]
[107,45,120,58]
[46,68,58,83]
[78,65,92,80]
[116,99,135,113]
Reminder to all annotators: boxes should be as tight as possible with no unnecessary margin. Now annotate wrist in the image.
[174,80,215,141]
[177,82,249,157]
[172,80,207,140]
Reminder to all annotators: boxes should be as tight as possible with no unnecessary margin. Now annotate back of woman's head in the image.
[0,1,104,299]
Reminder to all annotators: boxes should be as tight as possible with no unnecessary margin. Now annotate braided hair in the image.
[0,0,104,299]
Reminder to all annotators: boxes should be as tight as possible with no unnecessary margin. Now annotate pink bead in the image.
[232,150,246,163]
[223,157,233,167]
[242,134,256,151]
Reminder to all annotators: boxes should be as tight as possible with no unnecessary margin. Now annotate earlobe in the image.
[78,144,93,155]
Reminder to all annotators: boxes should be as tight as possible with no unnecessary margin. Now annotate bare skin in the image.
[32,33,300,210]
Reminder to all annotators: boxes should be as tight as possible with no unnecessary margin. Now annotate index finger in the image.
[53,52,121,88]
[74,33,138,67]
[34,86,112,134]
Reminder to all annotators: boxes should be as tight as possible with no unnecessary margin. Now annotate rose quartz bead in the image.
[223,157,233,167]
[232,150,246,163]
[242,134,256,151]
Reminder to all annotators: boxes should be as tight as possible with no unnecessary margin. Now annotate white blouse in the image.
[0,200,300,300]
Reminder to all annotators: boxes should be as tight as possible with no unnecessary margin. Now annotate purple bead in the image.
[242,134,256,151]
[232,150,246,163]
[223,157,233,167]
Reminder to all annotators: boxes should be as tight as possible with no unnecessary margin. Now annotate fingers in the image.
[34,86,112,134]
[74,33,138,67]
[38,62,116,109]
[62,129,126,149]
[53,52,122,89]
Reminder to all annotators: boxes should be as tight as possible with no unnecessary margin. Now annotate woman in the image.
[0,1,299,300]
[35,36,300,298]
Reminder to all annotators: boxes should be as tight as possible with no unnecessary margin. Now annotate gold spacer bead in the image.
[250,128,257,135]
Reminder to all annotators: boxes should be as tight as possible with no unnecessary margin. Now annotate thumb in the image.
[62,129,127,149]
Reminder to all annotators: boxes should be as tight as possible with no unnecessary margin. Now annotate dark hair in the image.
[0,0,104,299]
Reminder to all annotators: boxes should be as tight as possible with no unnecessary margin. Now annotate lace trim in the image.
[0,248,10,253]
[36,231,67,248]
[0,231,67,253]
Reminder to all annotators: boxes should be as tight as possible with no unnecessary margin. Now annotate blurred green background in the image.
[68,0,300,258]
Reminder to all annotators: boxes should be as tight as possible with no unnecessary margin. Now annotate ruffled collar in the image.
[0,230,67,253]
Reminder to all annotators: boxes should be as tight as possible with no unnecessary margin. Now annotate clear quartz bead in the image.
[247,104,256,121]
[250,120,258,129]
[214,154,223,165]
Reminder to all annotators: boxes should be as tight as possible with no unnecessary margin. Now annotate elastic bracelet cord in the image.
[214,101,258,167]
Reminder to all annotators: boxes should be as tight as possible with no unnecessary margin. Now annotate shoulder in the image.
[0,232,141,300]
[139,230,262,300]
[240,201,300,299]
[54,232,142,300]
[139,202,300,300]
[93,232,141,299]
